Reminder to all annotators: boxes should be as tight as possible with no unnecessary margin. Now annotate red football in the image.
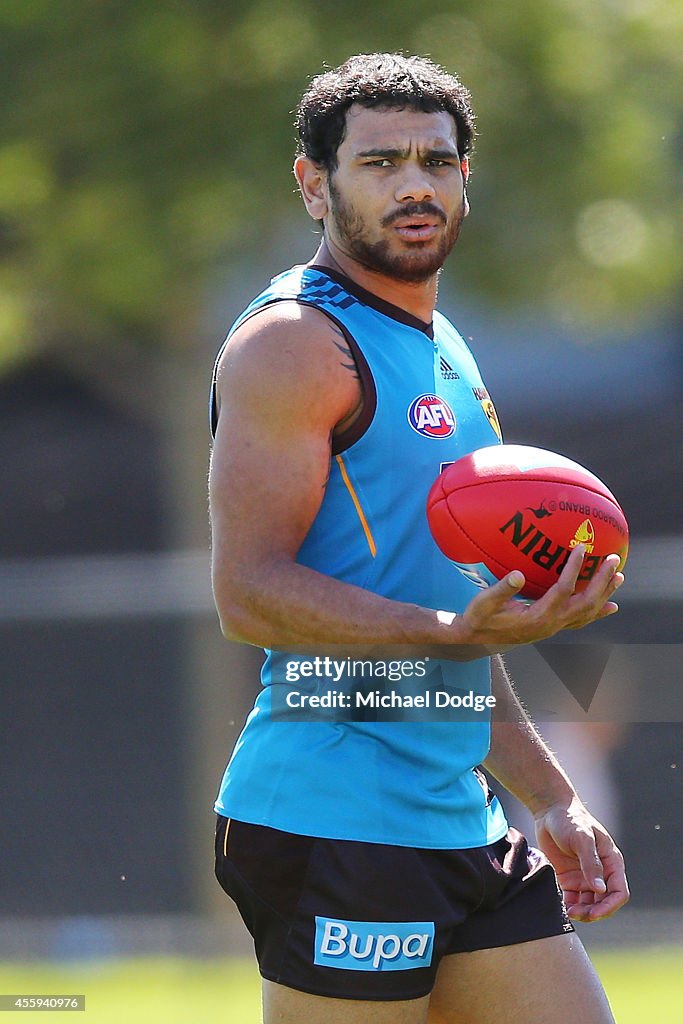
[426,445,629,600]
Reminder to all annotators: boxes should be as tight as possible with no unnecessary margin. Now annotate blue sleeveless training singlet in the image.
[211,265,509,848]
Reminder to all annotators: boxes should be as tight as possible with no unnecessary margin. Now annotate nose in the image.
[394,164,435,204]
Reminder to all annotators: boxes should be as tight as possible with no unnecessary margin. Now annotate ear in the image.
[461,156,471,217]
[460,156,470,185]
[293,155,329,221]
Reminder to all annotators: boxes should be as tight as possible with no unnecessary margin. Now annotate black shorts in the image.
[214,816,573,1002]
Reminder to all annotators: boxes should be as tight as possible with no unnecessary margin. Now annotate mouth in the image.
[393,223,441,242]
[390,215,443,242]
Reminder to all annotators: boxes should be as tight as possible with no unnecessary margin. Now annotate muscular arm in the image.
[209,302,458,651]
[209,302,623,656]
[484,655,629,920]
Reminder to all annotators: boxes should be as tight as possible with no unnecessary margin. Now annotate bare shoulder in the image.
[214,301,360,430]
[209,300,360,581]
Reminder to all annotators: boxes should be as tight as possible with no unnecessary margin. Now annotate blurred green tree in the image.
[0,0,681,368]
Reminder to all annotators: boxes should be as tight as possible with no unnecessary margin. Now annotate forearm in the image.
[484,654,577,816]
[212,554,486,658]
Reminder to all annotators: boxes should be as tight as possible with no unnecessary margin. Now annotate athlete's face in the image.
[324,105,469,283]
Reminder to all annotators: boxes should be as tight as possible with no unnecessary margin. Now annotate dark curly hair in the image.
[295,53,476,172]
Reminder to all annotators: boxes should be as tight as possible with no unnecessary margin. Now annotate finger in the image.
[534,544,586,614]
[573,832,607,895]
[564,886,595,920]
[596,836,629,901]
[596,570,624,608]
[563,558,623,627]
[580,886,630,921]
[567,901,596,922]
[568,598,619,628]
[611,570,625,593]
[554,543,586,596]
[583,849,630,920]
[584,554,622,599]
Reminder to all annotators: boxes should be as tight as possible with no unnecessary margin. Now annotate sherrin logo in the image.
[314,917,435,972]
[407,394,456,438]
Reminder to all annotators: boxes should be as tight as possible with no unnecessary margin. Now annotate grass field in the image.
[0,950,681,1022]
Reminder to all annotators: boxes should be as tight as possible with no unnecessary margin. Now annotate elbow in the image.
[217,611,245,644]
[212,576,270,647]
[214,596,259,645]
[212,553,292,648]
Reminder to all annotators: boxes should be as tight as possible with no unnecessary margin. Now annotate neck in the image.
[310,239,438,323]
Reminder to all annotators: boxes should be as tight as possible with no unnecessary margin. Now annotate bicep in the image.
[209,306,357,592]
[209,396,330,573]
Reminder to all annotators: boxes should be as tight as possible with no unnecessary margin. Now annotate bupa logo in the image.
[408,394,456,438]
[314,917,434,972]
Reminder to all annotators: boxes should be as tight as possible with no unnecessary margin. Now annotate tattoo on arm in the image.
[329,324,360,380]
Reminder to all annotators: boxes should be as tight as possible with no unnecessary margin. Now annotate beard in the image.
[327,178,465,283]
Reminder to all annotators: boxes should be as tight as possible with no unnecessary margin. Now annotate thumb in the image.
[465,569,527,622]
[504,570,525,592]
[489,569,526,598]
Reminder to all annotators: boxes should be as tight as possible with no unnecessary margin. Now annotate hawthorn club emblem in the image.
[569,519,595,554]
[471,387,502,440]
[481,399,502,440]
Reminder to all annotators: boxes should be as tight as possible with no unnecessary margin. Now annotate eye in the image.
[364,158,393,168]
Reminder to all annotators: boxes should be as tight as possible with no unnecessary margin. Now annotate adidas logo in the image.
[439,356,460,380]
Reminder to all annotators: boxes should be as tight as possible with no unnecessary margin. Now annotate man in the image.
[209,53,628,1024]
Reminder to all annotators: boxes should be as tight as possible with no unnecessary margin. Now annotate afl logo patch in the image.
[407,394,456,438]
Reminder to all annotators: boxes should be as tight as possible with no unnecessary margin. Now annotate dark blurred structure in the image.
[0,358,191,915]
[497,336,683,904]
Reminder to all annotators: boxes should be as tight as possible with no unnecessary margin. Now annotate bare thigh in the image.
[427,933,614,1024]
[262,979,431,1024]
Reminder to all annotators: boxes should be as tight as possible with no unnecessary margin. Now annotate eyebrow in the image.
[355,146,460,161]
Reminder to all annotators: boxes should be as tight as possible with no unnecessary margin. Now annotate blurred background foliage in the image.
[0,0,681,371]
[1,0,682,941]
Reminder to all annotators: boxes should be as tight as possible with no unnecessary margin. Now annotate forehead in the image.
[340,104,459,154]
